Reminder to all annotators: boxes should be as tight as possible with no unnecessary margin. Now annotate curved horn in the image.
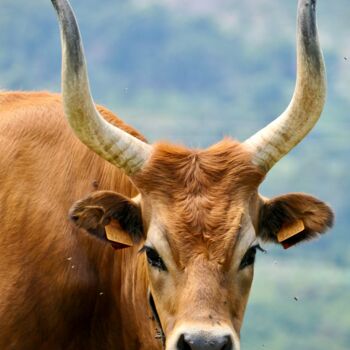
[244,0,326,173]
[51,0,152,175]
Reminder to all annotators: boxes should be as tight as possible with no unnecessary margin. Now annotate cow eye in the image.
[239,244,265,270]
[141,246,167,271]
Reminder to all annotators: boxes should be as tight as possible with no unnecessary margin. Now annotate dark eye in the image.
[239,244,265,270]
[141,246,167,271]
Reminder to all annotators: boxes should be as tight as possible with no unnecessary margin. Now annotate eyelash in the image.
[140,246,167,271]
[239,244,265,270]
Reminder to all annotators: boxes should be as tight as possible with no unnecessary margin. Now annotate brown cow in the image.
[0,0,333,349]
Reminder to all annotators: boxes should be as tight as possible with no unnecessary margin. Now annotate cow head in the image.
[53,0,333,349]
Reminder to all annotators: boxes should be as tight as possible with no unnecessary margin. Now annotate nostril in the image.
[221,335,233,350]
[177,333,233,350]
[177,334,192,350]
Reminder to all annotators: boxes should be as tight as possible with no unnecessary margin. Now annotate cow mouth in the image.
[148,291,166,348]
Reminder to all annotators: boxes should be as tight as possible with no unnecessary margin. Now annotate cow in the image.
[0,0,333,349]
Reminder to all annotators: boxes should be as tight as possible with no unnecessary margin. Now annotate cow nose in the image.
[177,333,233,350]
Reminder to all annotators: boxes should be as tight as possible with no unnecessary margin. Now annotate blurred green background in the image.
[1,0,349,348]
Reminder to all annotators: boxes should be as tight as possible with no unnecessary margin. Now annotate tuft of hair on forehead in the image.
[133,139,265,264]
[133,138,265,197]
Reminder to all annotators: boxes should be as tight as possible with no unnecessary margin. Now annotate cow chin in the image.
[165,323,240,350]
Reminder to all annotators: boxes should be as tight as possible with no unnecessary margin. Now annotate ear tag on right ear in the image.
[277,219,305,249]
[105,219,134,250]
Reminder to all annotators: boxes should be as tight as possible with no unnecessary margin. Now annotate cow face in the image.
[131,141,263,350]
[71,139,333,350]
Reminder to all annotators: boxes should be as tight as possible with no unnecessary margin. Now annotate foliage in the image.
[243,257,350,349]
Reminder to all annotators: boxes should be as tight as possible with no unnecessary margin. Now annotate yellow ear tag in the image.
[105,220,133,249]
[277,220,305,249]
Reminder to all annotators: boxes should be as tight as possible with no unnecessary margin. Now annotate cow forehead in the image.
[134,138,264,195]
[134,138,265,264]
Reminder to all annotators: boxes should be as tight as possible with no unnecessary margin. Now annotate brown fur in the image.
[133,140,265,265]
[0,91,158,350]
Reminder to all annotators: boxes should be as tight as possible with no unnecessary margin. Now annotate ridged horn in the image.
[51,0,152,175]
[244,0,326,173]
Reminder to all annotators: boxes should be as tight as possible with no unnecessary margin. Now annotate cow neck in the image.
[115,245,164,349]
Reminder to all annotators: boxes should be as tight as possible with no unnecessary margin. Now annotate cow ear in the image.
[69,191,144,248]
[258,193,334,249]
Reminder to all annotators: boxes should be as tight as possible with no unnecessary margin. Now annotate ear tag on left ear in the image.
[277,219,305,249]
[105,219,134,250]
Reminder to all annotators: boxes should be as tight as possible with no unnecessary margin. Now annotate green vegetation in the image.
[243,257,350,349]
[1,0,349,348]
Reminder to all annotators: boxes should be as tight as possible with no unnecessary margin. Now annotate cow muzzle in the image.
[166,325,239,350]
[177,332,233,350]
